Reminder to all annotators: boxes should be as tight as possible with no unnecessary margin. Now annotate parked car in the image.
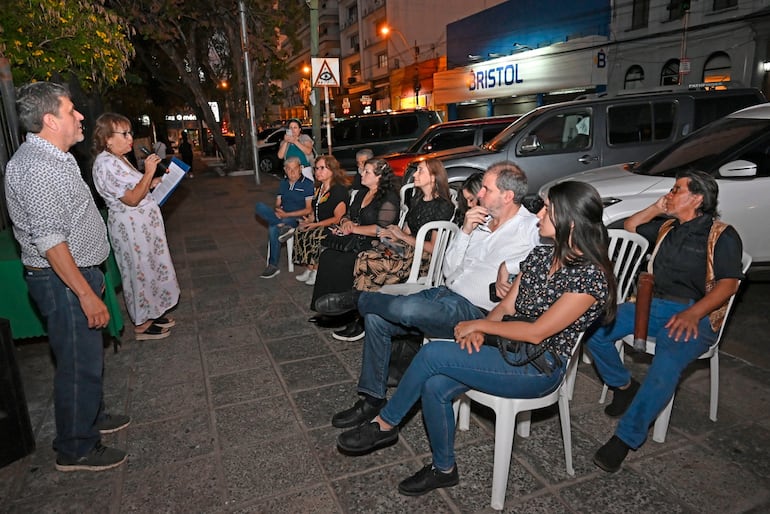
[257,126,313,175]
[402,87,766,206]
[381,115,520,176]
[321,110,442,171]
[540,103,770,266]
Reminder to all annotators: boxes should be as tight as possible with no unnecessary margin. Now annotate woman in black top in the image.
[310,159,400,319]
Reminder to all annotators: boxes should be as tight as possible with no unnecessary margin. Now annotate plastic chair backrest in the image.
[607,229,649,303]
[712,251,752,345]
[398,183,414,228]
[407,220,459,286]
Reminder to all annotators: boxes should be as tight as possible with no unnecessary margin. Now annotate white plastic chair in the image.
[266,235,294,272]
[397,183,414,228]
[583,229,649,364]
[378,220,459,296]
[453,333,585,511]
[599,251,751,442]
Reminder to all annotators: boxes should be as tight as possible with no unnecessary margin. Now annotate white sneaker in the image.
[305,270,317,285]
[296,269,312,282]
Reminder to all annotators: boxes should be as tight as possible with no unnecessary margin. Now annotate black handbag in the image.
[483,315,559,375]
[323,233,370,253]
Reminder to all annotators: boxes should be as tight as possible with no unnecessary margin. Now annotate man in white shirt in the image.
[331,161,540,428]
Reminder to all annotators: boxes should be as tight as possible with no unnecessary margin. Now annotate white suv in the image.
[540,103,770,265]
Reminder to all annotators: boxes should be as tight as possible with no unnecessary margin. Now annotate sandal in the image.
[134,324,170,341]
[153,316,176,329]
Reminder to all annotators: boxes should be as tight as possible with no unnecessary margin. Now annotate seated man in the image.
[255,156,313,279]
[331,161,541,428]
[590,169,744,472]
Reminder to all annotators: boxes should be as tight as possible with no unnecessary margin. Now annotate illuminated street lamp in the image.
[380,25,421,107]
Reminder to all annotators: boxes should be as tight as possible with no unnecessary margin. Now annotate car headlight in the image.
[602,197,622,208]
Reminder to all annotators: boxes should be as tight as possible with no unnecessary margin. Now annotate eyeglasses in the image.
[113,130,133,138]
[313,165,327,170]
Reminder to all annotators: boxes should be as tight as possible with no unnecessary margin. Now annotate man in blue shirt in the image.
[255,156,313,278]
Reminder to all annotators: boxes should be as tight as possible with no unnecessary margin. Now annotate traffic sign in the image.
[312,58,340,87]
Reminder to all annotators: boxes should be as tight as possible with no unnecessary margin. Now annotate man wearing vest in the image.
[589,169,744,473]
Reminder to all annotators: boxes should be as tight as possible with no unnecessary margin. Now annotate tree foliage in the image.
[0,0,134,89]
[109,0,301,171]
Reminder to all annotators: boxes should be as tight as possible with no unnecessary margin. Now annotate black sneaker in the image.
[398,463,459,496]
[593,435,630,473]
[332,318,365,342]
[277,226,295,243]
[337,420,398,455]
[260,265,280,279]
[55,442,127,472]
[605,378,640,417]
[332,398,385,428]
[97,413,131,434]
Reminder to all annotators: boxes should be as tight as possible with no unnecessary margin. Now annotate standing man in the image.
[4,82,129,472]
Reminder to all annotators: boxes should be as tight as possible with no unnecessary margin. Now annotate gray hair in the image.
[16,82,71,133]
[356,148,374,160]
[486,161,528,205]
[284,156,302,168]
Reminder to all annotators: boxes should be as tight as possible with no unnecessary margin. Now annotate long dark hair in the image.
[412,158,452,204]
[546,181,617,322]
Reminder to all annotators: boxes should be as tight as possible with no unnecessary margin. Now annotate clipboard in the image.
[151,157,189,206]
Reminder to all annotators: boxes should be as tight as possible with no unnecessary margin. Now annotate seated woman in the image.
[455,172,484,227]
[293,155,349,286]
[320,159,455,341]
[309,159,400,325]
[335,181,617,497]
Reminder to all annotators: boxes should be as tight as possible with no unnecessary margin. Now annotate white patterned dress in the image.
[92,151,180,326]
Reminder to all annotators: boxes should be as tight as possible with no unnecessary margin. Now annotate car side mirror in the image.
[519,134,541,153]
[719,159,757,178]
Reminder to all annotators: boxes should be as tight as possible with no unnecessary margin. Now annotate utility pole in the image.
[308,0,321,154]
[238,0,260,184]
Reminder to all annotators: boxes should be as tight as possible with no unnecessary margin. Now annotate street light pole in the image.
[238,0,260,184]
[381,26,420,108]
[308,0,321,154]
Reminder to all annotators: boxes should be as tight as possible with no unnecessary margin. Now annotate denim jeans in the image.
[587,298,715,449]
[379,340,566,471]
[356,287,485,399]
[255,202,300,266]
[25,266,106,459]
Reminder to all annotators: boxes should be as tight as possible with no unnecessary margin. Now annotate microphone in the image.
[139,146,168,176]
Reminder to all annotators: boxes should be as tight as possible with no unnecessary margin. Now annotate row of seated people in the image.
[256,147,485,341]
[257,152,745,501]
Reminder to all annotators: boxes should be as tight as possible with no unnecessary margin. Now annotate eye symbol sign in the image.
[319,70,333,81]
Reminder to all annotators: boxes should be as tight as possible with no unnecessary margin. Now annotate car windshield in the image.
[485,108,545,151]
[634,116,770,177]
[405,125,440,153]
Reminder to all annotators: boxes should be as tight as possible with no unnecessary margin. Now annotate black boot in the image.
[604,378,640,417]
[593,435,630,473]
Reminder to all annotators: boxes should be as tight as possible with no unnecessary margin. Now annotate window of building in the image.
[350,34,359,52]
[713,0,737,10]
[377,53,388,69]
[350,61,361,76]
[703,51,731,84]
[667,0,689,21]
[631,0,650,29]
[624,65,645,90]
[347,5,357,19]
[660,59,680,86]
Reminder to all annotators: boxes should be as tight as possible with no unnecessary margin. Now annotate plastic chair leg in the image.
[515,411,532,437]
[286,237,295,272]
[558,393,575,476]
[490,408,517,511]
[652,395,674,443]
[709,351,719,421]
[456,395,471,431]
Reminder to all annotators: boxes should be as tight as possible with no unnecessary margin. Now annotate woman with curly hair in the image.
[308,159,400,327]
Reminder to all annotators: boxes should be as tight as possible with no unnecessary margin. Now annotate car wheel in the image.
[259,155,278,175]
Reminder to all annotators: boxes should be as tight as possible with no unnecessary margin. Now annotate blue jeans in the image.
[25,266,106,459]
[587,299,716,449]
[379,340,566,471]
[255,202,299,266]
[357,287,486,400]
